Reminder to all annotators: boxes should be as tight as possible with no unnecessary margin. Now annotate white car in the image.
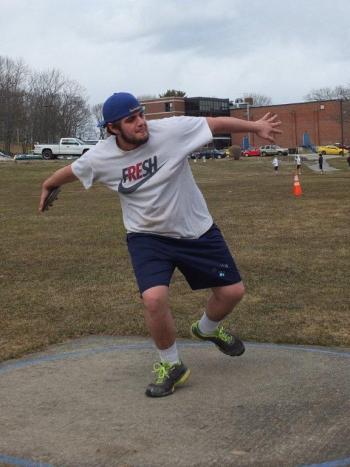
[260,145,289,156]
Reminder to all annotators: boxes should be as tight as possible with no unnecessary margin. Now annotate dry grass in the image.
[1,157,349,362]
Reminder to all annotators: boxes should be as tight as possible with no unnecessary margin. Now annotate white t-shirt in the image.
[71,116,214,238]
[272,157,279,167]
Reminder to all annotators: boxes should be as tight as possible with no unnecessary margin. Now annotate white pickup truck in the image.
[33,138,96,160]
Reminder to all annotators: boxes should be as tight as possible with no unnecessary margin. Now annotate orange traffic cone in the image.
[293,174,302,197]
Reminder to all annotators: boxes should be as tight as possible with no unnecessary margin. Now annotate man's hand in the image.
[206,114,282,142]
[39,184,60,212]
[254,113,282,143]
[38,165,78,212]
[39,184,52,212]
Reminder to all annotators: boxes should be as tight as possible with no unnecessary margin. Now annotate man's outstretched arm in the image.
[206,113,282,143]
[39,164,78,212]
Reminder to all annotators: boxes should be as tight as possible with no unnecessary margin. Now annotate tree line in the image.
[0,56,93,154]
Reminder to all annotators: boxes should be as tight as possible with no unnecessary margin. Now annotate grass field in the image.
[1,156,349,362]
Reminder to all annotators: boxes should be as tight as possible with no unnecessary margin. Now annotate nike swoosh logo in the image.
[118,162,166,194]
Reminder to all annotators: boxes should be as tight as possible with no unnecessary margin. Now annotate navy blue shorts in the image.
[126,224,242,294]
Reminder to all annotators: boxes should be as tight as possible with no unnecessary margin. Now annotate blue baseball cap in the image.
[98,92,143,127]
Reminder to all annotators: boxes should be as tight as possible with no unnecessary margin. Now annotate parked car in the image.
[14,153,43,161]
[242,147,261,157]
[260,145,289,156]
[317,145,349,155]
[334,143,350,151]
[190,149,226,159]
[0,151,12,160]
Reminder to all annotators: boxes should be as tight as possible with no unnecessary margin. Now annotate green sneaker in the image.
[145,361,191,398]
[191,321,245,356]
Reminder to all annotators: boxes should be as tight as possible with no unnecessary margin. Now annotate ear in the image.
[107,123,120,136]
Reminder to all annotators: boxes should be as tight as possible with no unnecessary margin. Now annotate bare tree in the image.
[57,79,90,138]
[304,85,350,101]
[26,68,65,144]
[91,103,103,122]
[0,56,28,153]
[243,93,272,107]
[0,56,92,151]
[91,103,104,139]
[27,68,90,143]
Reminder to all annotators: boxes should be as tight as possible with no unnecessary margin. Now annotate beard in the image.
[119,128,149,147]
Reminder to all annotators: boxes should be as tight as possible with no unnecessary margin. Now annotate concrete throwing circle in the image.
[0,337,349,467]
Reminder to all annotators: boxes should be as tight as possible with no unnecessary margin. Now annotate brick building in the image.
[140,97,186,120]
[141,96,230,118]
[230,99,350,149]
[141,96,350,150]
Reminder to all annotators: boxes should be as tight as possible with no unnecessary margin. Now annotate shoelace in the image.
[216,326,233,343]
[152,362,172,384]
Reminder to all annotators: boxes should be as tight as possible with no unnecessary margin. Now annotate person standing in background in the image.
[318,153,324,174]
[295,154,302,175]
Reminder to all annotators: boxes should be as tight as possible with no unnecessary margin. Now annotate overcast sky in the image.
[1,0,350,107]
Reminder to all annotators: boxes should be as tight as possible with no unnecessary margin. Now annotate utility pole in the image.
[340,99,344,155]
[246,103,250,147]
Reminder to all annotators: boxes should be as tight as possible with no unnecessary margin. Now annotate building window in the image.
[165,102,173,112]
[185,97,230,117]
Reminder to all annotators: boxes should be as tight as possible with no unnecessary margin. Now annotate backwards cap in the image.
[98,92,142,128]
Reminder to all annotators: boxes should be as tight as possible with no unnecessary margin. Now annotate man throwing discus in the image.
[39,92,282,397]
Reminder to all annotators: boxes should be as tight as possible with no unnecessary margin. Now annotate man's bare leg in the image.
[206,281,245,322]
[142,285,175,350]
[142,285,190,397]
[191,281,246,356]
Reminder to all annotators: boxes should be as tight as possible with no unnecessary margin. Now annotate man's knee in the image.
[142,286,169,314]
[213,281,245,305]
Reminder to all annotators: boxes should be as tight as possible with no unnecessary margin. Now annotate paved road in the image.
[301,154,340,173]
[305,158,338,173]
[0,336,349,467]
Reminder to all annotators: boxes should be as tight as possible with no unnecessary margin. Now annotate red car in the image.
[241,147,261,157]
[334,143,350,151]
